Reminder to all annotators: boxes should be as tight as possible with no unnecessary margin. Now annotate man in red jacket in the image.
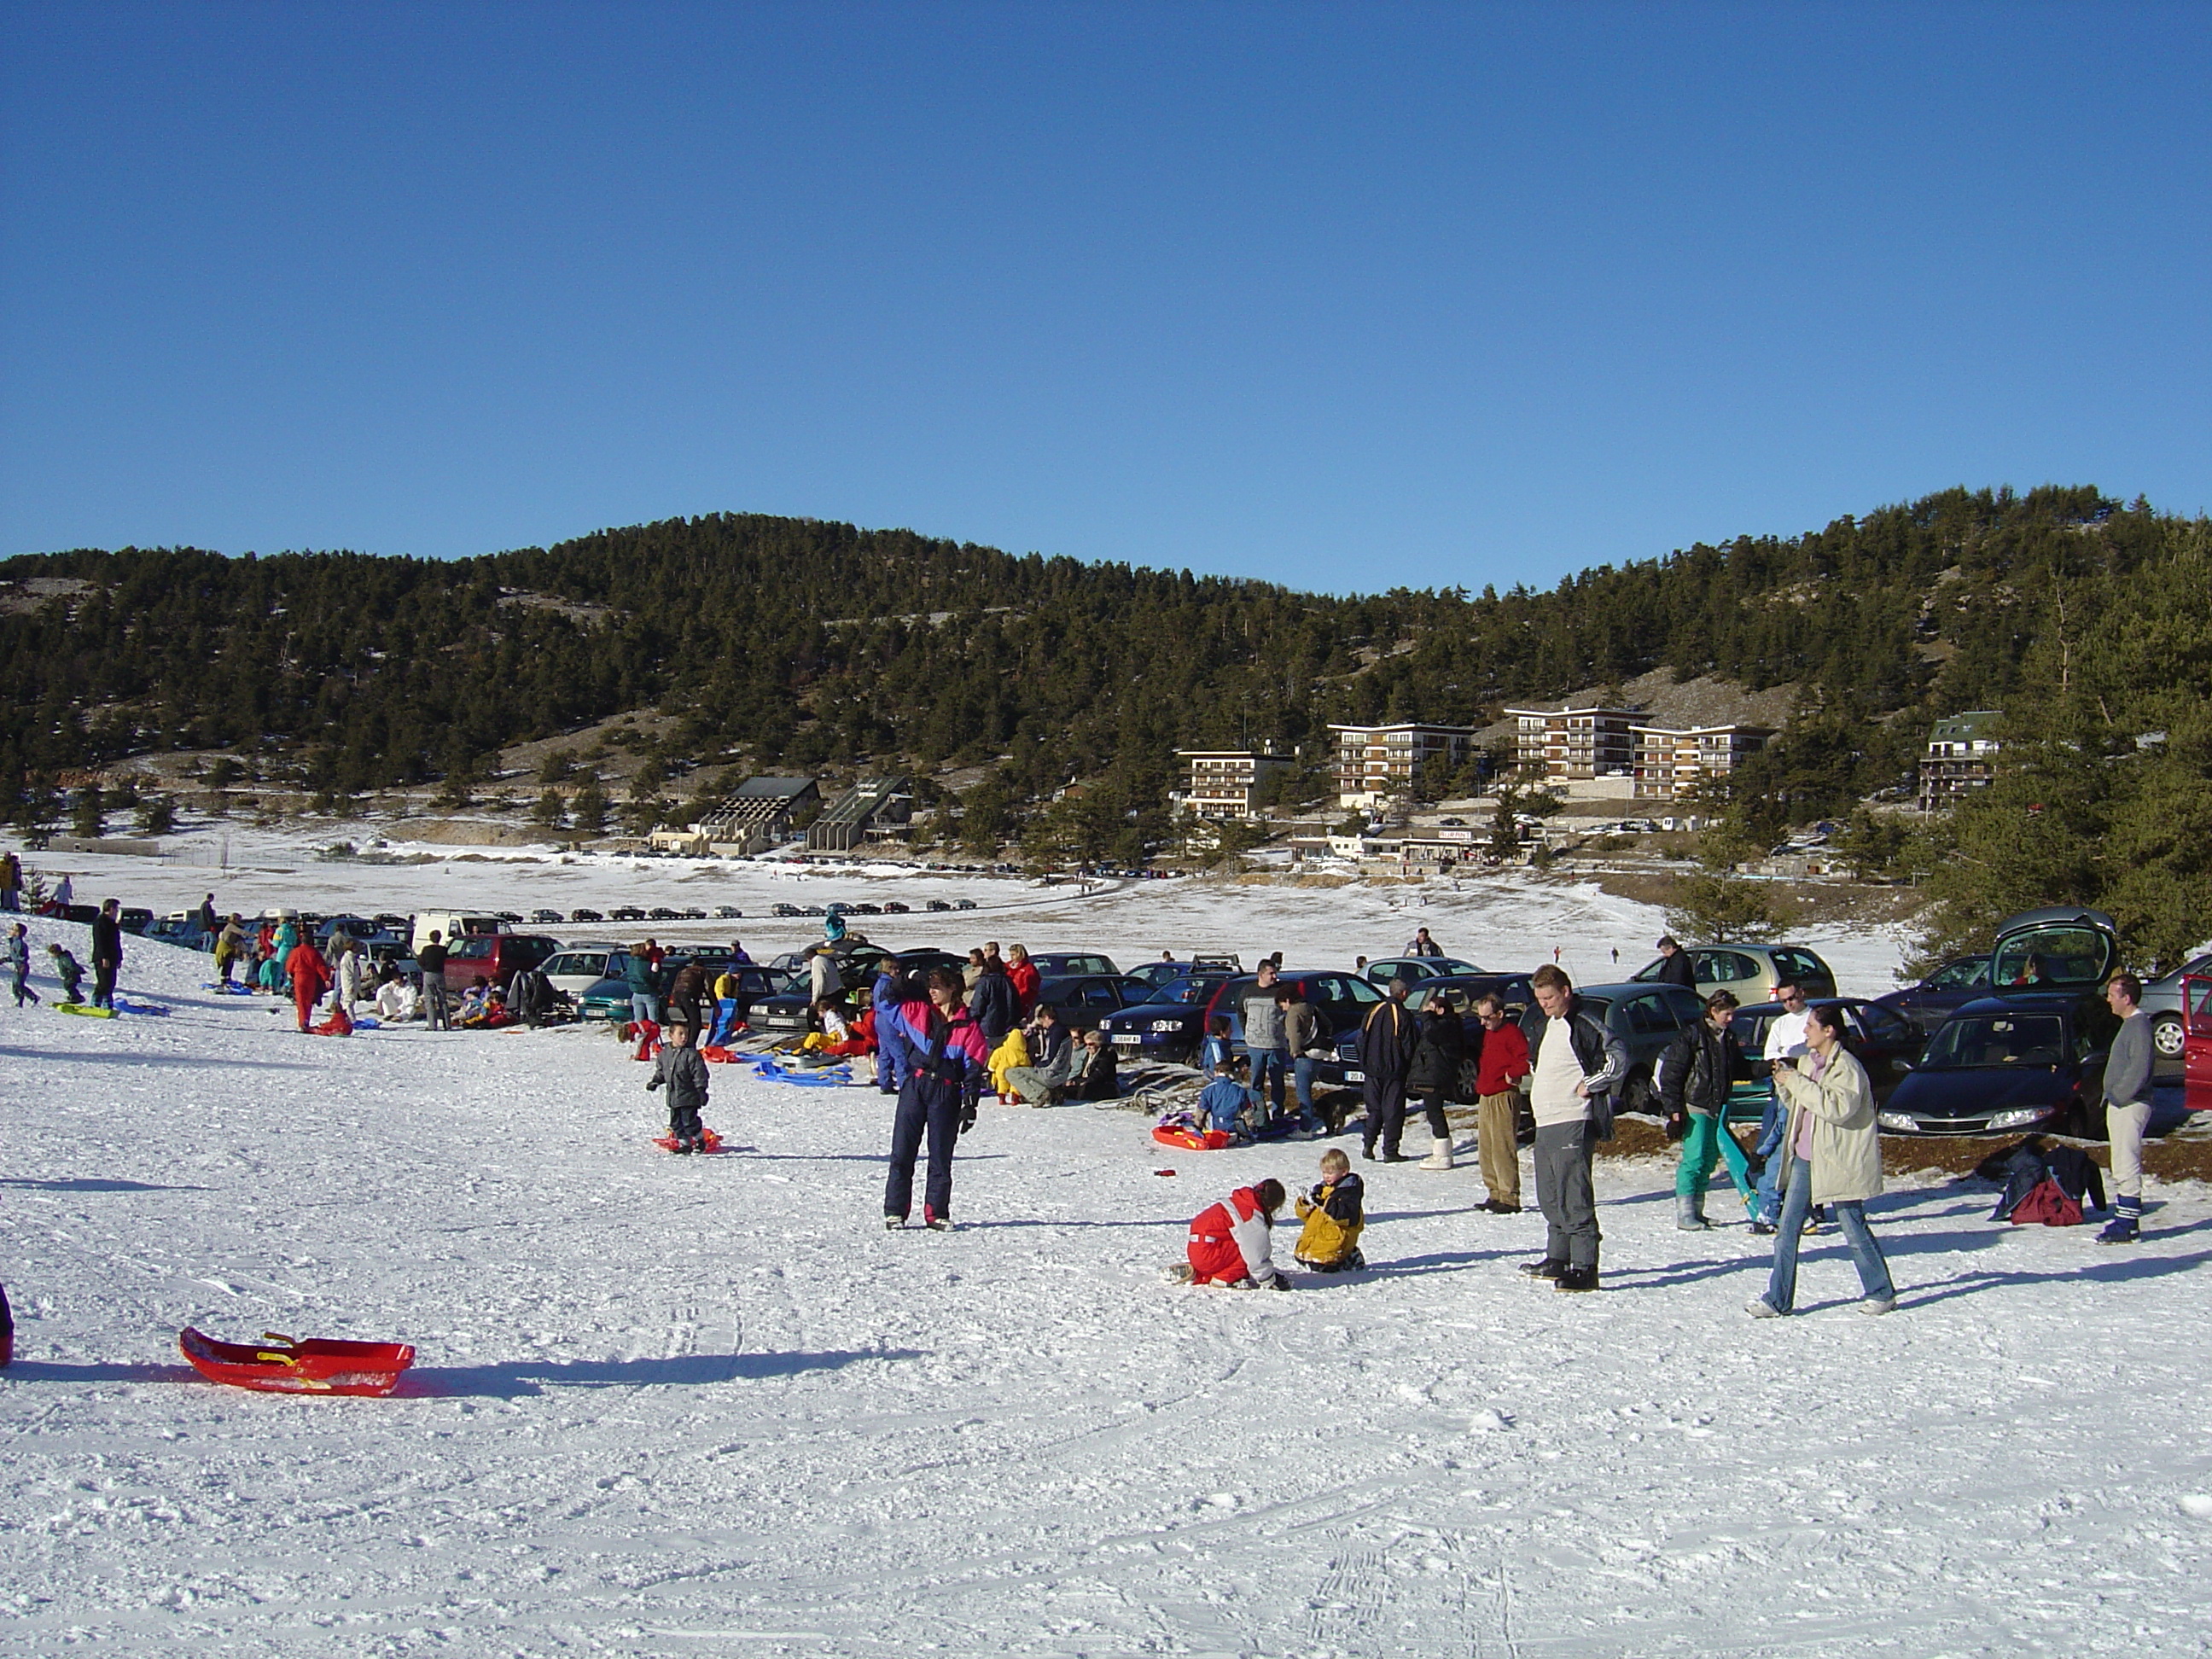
[1473,993,1532,1214]
[287,938,332,1033]
[1179,1181,1289,1289]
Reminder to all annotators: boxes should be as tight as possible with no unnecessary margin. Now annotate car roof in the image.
[1948,992,2089,1018]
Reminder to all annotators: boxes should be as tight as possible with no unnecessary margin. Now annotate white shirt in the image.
[1764,1007,1812,1062]
[1529,1016,1590,1127]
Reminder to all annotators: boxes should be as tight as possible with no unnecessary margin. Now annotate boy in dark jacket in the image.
[47,942,84,1004]
[1659,990,1741,1231]
[647,1016,713,1153]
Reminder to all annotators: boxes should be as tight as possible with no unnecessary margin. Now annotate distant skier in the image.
[647,1015,712,1154]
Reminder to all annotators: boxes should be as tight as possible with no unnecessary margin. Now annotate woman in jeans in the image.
[1749,1003,1897,1318]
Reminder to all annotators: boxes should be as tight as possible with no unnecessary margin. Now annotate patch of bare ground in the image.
[1575,868,1929,929]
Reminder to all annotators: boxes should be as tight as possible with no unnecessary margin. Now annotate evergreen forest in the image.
[3,484,2207,963]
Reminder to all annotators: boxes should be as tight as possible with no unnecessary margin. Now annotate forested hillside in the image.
[2,486,2207,957]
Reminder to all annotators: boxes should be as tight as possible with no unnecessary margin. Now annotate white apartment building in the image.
[1507,705,1641,779]
[1330,723,1476,809]
[1177,744,1293,820]
[1630,723,1773,801]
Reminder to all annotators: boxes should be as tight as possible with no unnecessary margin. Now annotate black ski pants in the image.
[93,960,118,1010]
[885,1074,962,1221]
[1417,1089,1452,1139]
[1363,1077,1408,1156]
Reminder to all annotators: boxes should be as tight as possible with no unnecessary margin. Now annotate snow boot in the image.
[1517,1258,1567,1280]
[884,1214,905,1231]
[1675,1194,1709,1231]
[1418,1138,1454,1171]
[1553,1265,1599,1293]
[923,1206,954,1233]
[2098,1196,2142,1245]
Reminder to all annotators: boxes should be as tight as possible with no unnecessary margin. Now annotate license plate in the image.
[1110,1033,1142,1045]
[1344,1069,1364,1082]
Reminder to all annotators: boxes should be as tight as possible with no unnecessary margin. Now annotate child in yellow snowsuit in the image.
[1293,1147,1367,1272]
[988,1025,1031,1102]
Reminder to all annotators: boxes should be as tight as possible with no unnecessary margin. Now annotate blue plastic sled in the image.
[754,1058,853,1087]
[114,998,172,1017]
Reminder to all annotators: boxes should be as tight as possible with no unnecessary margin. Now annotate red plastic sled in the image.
[1153,1124,1234,1151]
[179,1326,415,1396]
[653,1129,726,1154]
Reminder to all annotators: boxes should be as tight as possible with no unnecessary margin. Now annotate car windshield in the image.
[1923,1014,2067,1068]
[1143,977,1220,1005]
[544,952,607,976]
[1928,957,1989,989]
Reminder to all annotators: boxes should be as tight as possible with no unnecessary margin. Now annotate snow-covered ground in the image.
[5,841,2211,1656]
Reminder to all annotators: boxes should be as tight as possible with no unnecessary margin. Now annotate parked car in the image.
[955,899,977,911]
[410,912,503,953]
[609,905,646,923]
[1630,943,1837,1004]
[1877,991,2130,1138]
[1125,959,1195,991]
[1984,905,2122,995]
[439,933,562,993]
[881,900,910,914]
[1363,955,1484,987]
[648,907,680,922]
[531,909,564,925]
[543,948,619,999]
[2135,952,2212,1061]
[578,952,783,1025]
[493,911,522,924]
[1874,955,1993,1034]
[743,943,944,1038]
[925,899,952,912]
[1103,970,1382,1080]
[714,905,743,919]
[1027,952,1121,978]
[1505,981,1708,1115]
[144,913,213,951]
[1728,997,1925,1103]
[569,907,604,923]
[1030,974,1161,1033]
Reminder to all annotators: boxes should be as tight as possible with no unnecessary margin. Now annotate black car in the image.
[882,900,911,914]
[772,902,803,917]
[569,907,604,923]
[747,945,955,1037]
[715,905,742,919]
[1103,970,1383,1080]
[531,908,565,925]
[1878,991,2125,1137]
[1032,974,1161,1033]
[1729,997,1925,1103]
[955,899,976,911]
[1874,955,1993,1034]
[1028,952,1120,978]
[609,905,646,923]
[649,907,680,922]
[925,899,952,912]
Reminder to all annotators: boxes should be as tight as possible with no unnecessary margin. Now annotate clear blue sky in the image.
[3,2,2205,594]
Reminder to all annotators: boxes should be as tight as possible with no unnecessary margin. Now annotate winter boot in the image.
[2098,1196,2142,1245]
[1675,1193,1709,1231]
[923,1206,954,1233]
[1553,1264,1600,1293]
[1418,1138,1454,1171]
[1517,1258,1567,1280]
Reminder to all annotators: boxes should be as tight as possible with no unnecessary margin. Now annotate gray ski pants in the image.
[1533,1119,1600,1271]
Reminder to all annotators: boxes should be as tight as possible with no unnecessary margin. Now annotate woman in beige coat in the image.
[1749,1004,1897,1317]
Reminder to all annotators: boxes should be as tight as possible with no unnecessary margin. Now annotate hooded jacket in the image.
[1406,1007,1468,1097]
[1187,1187,1283,1287]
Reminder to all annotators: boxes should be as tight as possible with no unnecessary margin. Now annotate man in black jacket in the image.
[966,958,1019,1046]
[416,932,451,1030]
[1359,980,1419,1162]
[1655,935,1698,990]
[1659,990,1740,1231]
[90,899,124,1010]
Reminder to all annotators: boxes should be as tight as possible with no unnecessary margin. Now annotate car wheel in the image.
[2151,1013,2184,1059]
[1621,1062,1656,1116]
[1456,1057,1482,1104]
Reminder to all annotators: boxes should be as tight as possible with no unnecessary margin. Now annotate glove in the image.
[646,1075,661,1091]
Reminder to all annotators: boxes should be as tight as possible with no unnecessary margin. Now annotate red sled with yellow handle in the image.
[178,1327,415,1396]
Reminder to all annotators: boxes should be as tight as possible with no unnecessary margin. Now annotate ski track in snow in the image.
[2,845,2209,1656]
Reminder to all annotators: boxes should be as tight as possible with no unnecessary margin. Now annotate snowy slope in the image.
[3,895,2210,1656]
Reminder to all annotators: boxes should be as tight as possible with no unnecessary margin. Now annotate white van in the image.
[411,913,503,953]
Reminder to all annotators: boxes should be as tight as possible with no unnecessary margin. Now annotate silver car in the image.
[2139,952,2212,1060]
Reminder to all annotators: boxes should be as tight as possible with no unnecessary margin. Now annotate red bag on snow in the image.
[2011,1177,2082,1227]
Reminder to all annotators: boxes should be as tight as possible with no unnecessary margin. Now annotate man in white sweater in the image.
[1514,965,1627,1292]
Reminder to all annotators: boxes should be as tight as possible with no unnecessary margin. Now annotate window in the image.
[1923,1015,2066,1069]
[1927,957,1988,990]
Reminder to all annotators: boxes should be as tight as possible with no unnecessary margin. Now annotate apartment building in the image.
[1506,705,1642,779]
[1918,711,2002,812]
[1629,723,1773,801]
[1330,724,1476,809]
[1177,745,1293,820]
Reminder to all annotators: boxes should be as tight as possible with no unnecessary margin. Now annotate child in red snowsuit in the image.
[287,940,331,1033]
[1179,1180,1289,1289]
